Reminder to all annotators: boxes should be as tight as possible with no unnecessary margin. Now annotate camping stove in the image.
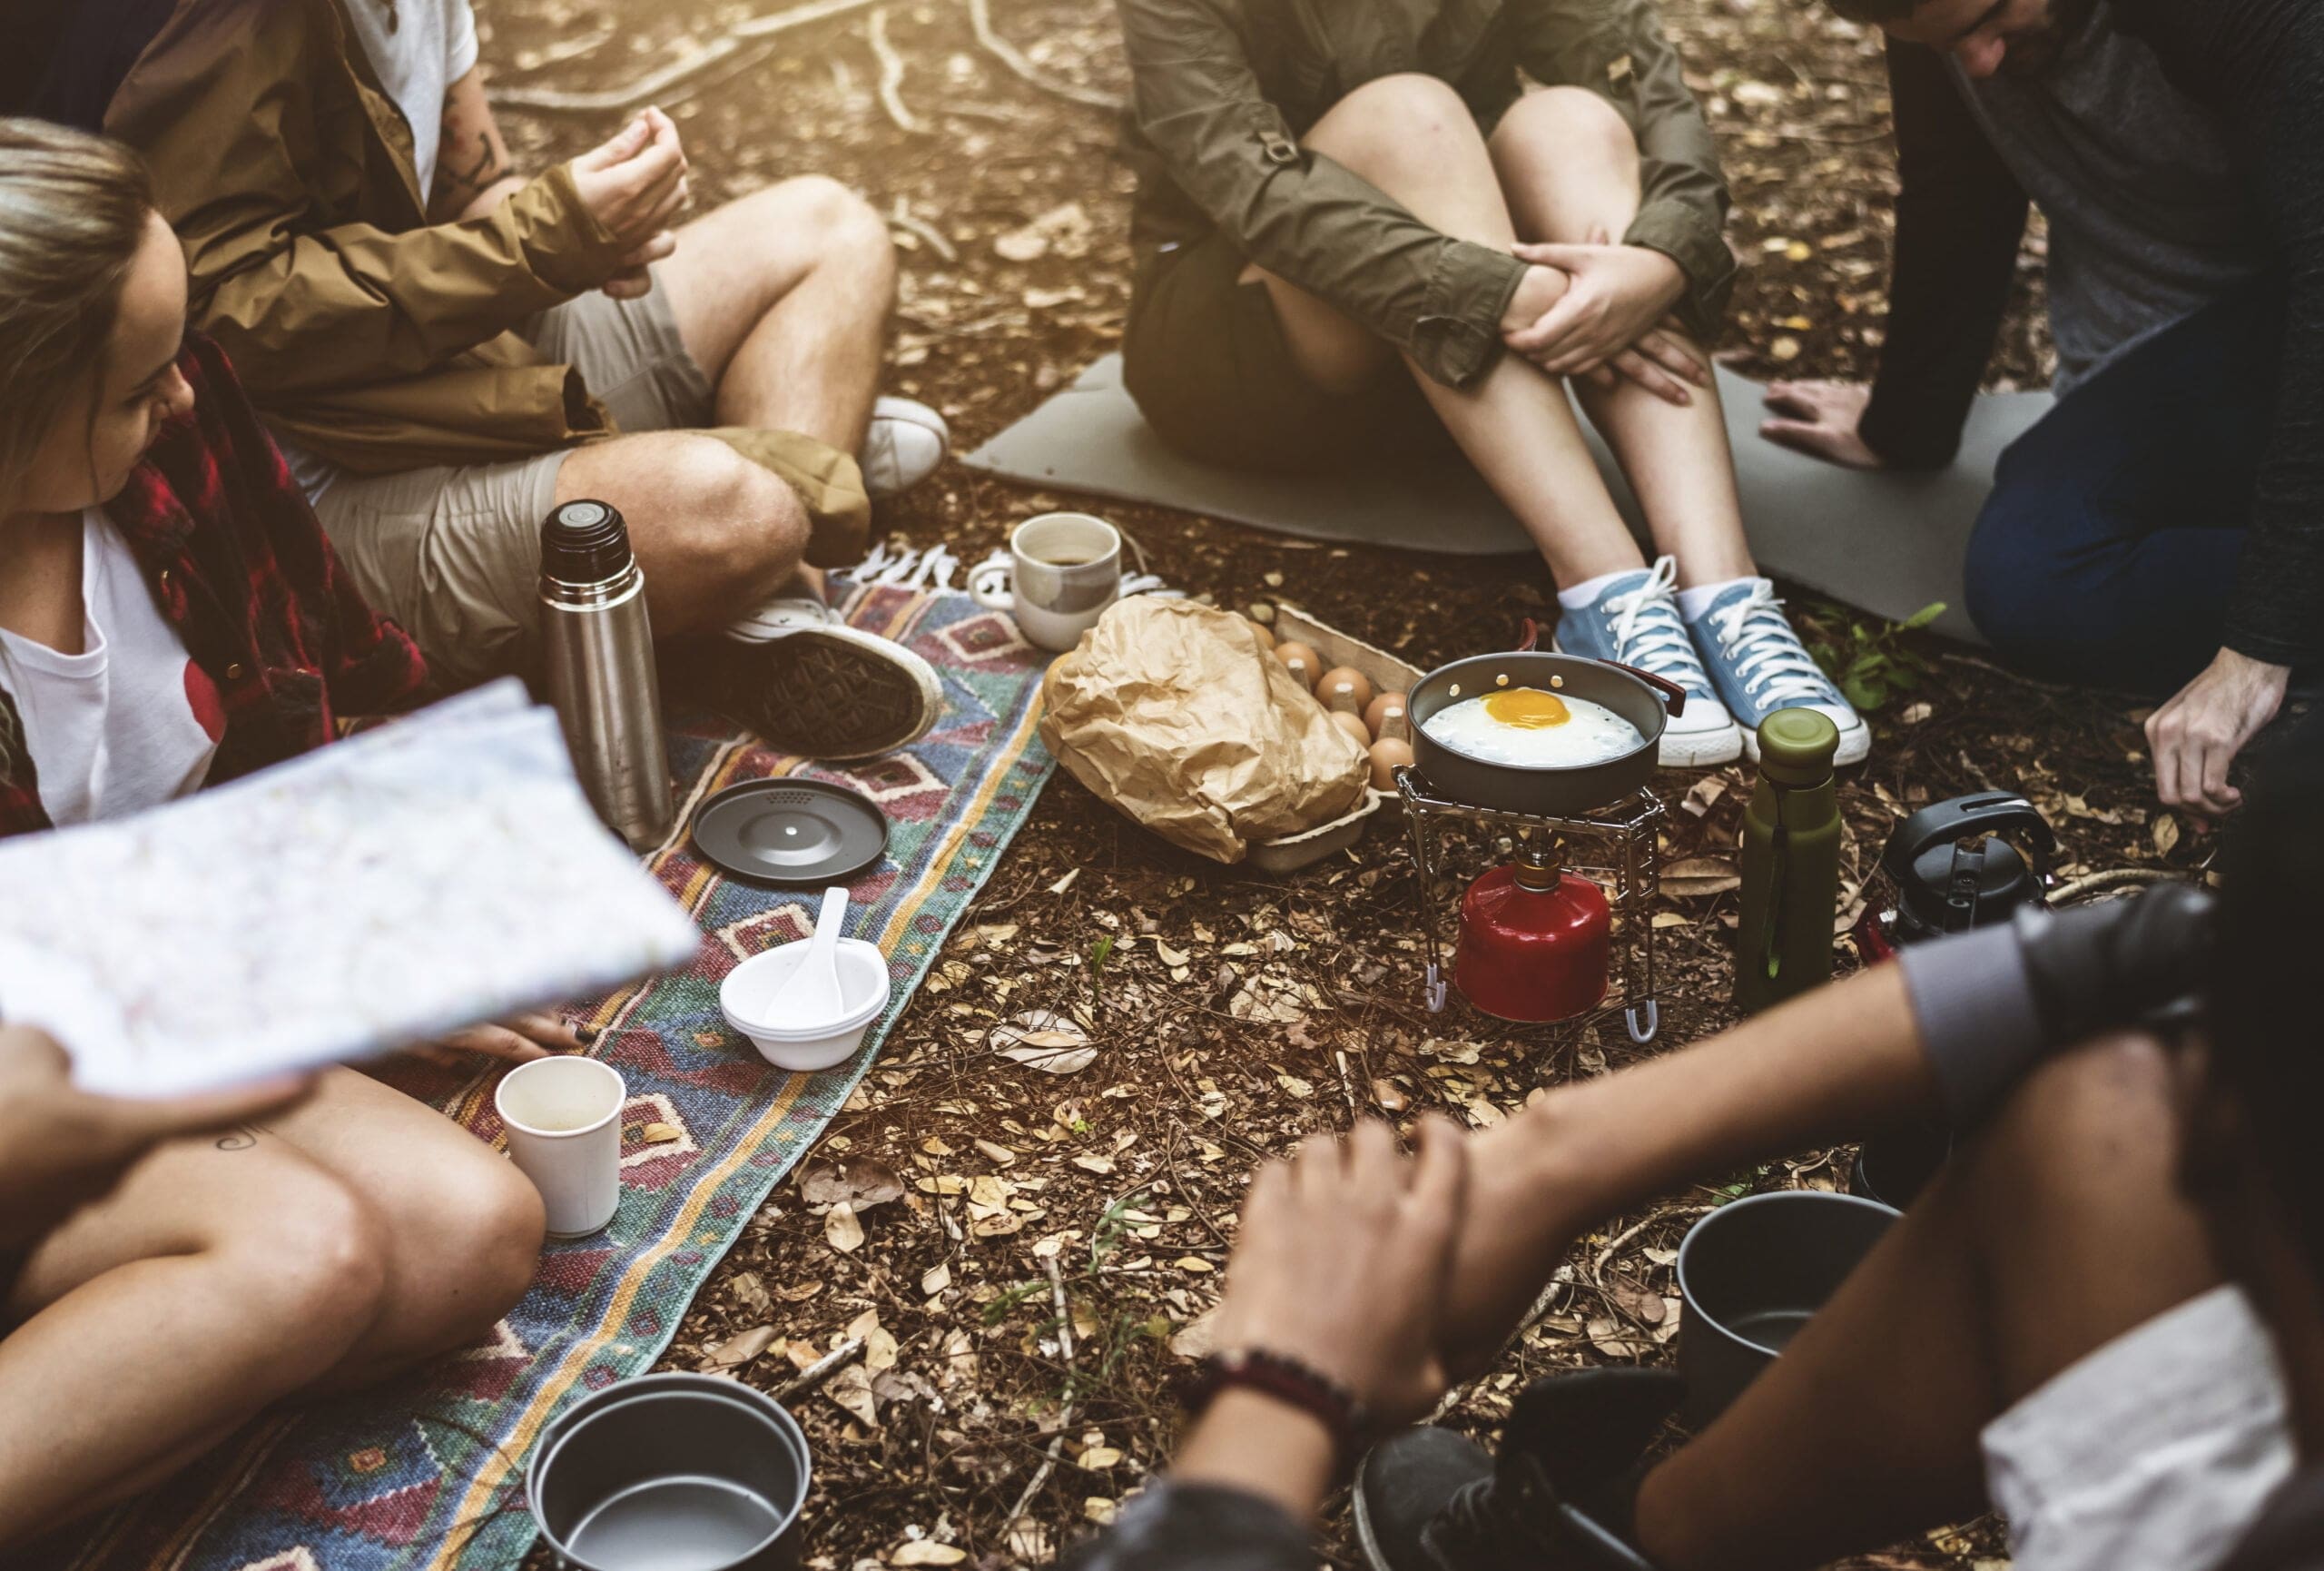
[1394,769,1668,1043]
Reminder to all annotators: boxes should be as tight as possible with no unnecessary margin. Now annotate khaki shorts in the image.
[1119,232,1455,475]
[307,277,715,688]
[1983,1285,2296,1571]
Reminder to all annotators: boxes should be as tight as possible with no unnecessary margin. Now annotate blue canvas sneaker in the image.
[1687,578,1870,766]
[1553,557,1743,767]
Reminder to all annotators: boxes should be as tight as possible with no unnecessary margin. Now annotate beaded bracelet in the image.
[1178,1348,1371,1462]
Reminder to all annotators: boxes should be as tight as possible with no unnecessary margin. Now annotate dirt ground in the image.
[476,0,2180,1564]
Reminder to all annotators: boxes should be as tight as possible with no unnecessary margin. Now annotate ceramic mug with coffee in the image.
[970,513,1122,652]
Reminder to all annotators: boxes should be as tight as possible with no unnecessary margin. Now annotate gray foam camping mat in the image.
[962,354,2055,646]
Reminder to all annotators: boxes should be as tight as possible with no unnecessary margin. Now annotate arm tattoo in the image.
[441,129,509,204]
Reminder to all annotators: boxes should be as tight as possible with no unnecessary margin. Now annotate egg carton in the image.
[1245,604,1426,874]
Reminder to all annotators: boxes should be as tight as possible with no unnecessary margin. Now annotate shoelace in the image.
[1706,582,1839,708]
[1600,557,1711,695]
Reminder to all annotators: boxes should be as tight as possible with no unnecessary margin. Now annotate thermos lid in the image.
[541,499,635,584]
[1756,707,1839,786]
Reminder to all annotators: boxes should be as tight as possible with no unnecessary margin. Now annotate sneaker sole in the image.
[722,625,943,761]
[1741,716,1872,768]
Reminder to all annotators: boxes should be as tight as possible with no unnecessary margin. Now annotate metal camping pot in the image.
[1676,1191,1898,1428]
[528,1373,812,1571]
[1408,626,1689,815]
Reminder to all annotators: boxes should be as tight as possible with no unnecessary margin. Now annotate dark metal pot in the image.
[1409,635,1689,815]
[529,1373,812,1571]
[1676,1191,1898,1429]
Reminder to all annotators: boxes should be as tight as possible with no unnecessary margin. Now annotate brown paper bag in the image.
[1037,598,1369,864]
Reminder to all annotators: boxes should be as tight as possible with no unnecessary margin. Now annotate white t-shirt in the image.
[340,0,480,203]
[0,512,225,826]
[282,0,481,502]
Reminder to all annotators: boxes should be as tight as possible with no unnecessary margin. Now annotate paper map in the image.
[0,682,701,1096]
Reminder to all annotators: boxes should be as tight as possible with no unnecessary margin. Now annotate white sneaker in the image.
[858,396,950,499]
[721,590,942,761]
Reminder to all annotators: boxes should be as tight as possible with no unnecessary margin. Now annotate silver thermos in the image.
[540,499,675,852]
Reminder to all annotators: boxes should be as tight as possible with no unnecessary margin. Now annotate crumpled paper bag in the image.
[1038,598,1369,864]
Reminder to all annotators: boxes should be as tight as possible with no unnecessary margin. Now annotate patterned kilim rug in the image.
[39,578,1055,1571]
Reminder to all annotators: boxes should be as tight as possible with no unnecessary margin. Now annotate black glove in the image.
[2015,882,2215,1046]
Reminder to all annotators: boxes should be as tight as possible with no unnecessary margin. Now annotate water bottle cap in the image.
[1757,707,1839,786]
[541,499,635,584]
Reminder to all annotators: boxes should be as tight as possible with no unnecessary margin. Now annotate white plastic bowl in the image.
[720,937,893,1072]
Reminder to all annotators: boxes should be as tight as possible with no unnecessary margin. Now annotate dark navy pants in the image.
[1965,287,2280,697]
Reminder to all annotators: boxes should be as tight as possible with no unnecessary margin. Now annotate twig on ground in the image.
[491,0,885,114]
[2049,867,2184,904]
[1591,1203,1713,1288]
[964,0,1128,114]
[769,1335,866,1402]
[889,202,960,263]
[1002,1258,1078,1526]
[868,9,926,133]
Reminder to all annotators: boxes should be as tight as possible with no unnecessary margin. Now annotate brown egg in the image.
[1368,736,1414,790]
[1273,640,1321,689]
[1245,617,1277,651]
[1364,689,1409,740]
[1329,711,1373,749]
[1315,666,1374,716]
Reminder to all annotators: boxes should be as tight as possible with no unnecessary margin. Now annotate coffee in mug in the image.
[970,513,1124,652]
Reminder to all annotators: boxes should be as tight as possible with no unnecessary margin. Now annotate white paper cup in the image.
[496,1056,626,1239]
[970,513,1122,652]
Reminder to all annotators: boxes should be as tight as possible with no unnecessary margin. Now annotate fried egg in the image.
[1422,686,1643,767]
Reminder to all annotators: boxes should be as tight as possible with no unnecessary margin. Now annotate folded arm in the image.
[1118,0,1531,388]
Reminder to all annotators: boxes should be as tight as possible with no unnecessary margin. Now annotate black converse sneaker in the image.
[712,616,943,762]
[1353,1368,1684,1571]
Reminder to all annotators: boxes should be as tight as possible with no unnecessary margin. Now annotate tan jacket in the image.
[105,0,632,474]
[1118,0,1735,388]
[103,0,870,560]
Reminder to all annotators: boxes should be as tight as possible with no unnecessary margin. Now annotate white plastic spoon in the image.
[770,885,850,1022]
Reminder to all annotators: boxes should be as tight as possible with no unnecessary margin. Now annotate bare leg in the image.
[657,176,897,454]
[0,1070,542,1545]
[257,1068,545,1387]
[1489,87,1751,587]
[1256,74,1645,589]
[1637,1033,2222,1571]
[554,431,810,636]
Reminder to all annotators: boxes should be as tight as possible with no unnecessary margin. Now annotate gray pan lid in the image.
[692,779,889,885]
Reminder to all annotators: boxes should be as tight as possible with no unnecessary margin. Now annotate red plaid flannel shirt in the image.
[0,335,427,838]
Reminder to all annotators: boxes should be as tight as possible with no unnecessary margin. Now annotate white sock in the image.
[1677,576,1758,624]
[1557,568,1639,611]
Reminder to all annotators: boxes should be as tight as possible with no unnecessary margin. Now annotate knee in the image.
[418,1151,546,1343]
[1492,84,1638,168]
[664,440,810,594]
[1966,1032,2180,1206]
[1962,492,2081,677]
[236,1172,393,1365]
[775,175,895,301]
[1324,74,1479,178]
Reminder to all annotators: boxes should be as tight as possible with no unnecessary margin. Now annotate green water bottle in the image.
[1734,708,1842,1013]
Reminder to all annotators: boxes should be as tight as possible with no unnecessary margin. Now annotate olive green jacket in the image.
[1118,0,1735,388]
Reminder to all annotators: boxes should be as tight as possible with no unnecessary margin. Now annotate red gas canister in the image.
[1453,846,1611,1023]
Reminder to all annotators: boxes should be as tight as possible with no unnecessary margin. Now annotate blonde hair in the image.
[0,119,156,509]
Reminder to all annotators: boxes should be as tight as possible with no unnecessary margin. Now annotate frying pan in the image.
[1407,623,1688,815]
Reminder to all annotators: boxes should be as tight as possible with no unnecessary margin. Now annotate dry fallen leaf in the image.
[700,1324,776,1369]
[640,1121,683,1144]
[2153,813,2181,856]
[1168,1308,1219,1360]
[891,1541,965,1566]
[921,1261,952,1296]
[1662,856,1742,897]
[825,1202,865,1253]
[824,1361,879,1428]
[975,1139,1019,1167]
[990,1010,1098,1075]
[798,1156,905,1210]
